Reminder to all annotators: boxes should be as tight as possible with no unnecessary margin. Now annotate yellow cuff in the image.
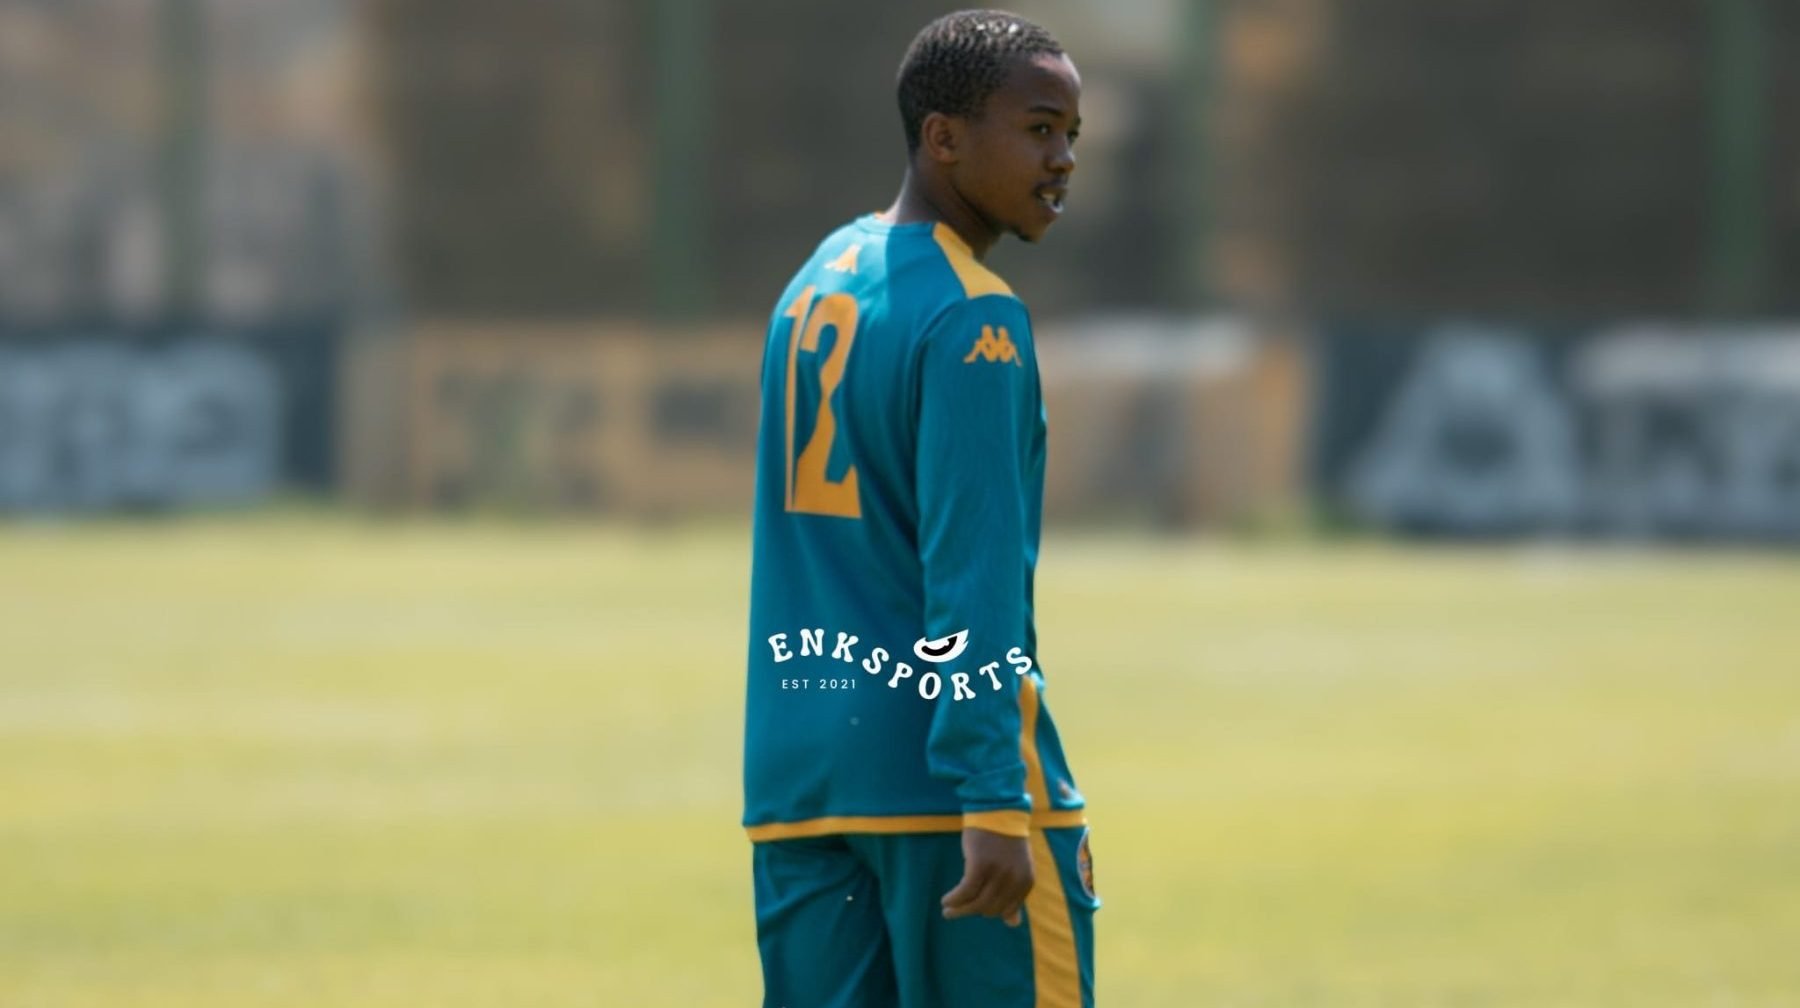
[961,809,1031,838]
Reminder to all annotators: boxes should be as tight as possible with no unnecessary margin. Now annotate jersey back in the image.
[743,213,1086,840]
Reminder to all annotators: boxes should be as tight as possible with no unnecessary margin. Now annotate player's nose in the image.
[1047,139,1075,176]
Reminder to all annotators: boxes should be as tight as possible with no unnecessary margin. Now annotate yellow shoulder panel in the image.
[932,223,1015,299]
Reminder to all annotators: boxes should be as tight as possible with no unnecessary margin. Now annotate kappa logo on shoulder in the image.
[963,325,1024,367]
[824,243,862,274]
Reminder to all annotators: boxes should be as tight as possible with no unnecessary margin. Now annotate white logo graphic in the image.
[766,626,1034,704]
[912,629,969,664]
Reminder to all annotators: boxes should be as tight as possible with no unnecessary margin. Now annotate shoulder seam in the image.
[931,223,1016,300]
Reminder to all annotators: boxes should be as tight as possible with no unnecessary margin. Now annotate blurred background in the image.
[3,1,1798,1006]
[3,0,1799,532]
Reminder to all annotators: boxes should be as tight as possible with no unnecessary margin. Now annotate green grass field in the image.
[3,515,1798,1007]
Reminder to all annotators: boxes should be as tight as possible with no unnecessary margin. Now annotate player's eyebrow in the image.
[1027,104,1079,128]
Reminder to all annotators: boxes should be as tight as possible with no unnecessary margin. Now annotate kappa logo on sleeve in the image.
[962,325,1024,367]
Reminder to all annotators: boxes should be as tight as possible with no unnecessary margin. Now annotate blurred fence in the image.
[1317,323,1800,540]
[16,316,1800,544]
[340,324,761,515]
[0,324,339,512]
[5,0,1800,541]
[335,319,1305,527]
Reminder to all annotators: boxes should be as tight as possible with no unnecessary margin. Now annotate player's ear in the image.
[919,111,962,165]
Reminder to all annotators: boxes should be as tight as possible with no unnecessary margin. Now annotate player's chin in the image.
[1013,217,1055,244]
[1016,200,1065,243]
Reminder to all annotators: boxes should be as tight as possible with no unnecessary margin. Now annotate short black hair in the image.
[896,10,1064,155]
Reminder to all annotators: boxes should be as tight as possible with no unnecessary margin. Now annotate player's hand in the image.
[941,826,1034,927]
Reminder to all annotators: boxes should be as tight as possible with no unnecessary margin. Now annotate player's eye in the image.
[1068,128,1081,144]
[912,629,970,664]
[1031,123,1052,135]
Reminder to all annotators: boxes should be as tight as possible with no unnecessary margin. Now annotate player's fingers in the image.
[941,878,1000,918]
[993,867,1036,928]
[957,863,1033,920]
[993,872,1033,924]
[942,870,1004,919]
[939,866,987,913]
[973,873,1023,919]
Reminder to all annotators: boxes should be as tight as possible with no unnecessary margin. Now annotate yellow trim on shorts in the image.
[1021,676,1082,1007]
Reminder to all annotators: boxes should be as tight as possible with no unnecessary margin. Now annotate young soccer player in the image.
[744,10,1095,1006]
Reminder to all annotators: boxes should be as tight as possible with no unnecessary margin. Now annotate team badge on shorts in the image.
[1076,827,1096,900]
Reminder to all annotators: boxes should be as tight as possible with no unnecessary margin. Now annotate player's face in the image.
[955,53,1082,244]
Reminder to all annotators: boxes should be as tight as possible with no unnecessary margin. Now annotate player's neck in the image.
[886,169,999,261]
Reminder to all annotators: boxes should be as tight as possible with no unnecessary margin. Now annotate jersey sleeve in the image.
[914,294,1039,836]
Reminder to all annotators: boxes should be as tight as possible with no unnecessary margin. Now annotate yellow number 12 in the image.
[783,286,862,518]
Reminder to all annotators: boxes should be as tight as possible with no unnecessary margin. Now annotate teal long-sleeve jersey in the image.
[743,213,1086,842]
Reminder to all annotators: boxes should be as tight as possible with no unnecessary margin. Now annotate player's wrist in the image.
[961,808,1030,837]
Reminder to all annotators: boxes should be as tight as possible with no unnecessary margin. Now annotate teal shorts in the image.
[752,825,1098,1008]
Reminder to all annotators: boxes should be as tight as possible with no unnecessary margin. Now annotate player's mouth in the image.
[1034,184,1067,217]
